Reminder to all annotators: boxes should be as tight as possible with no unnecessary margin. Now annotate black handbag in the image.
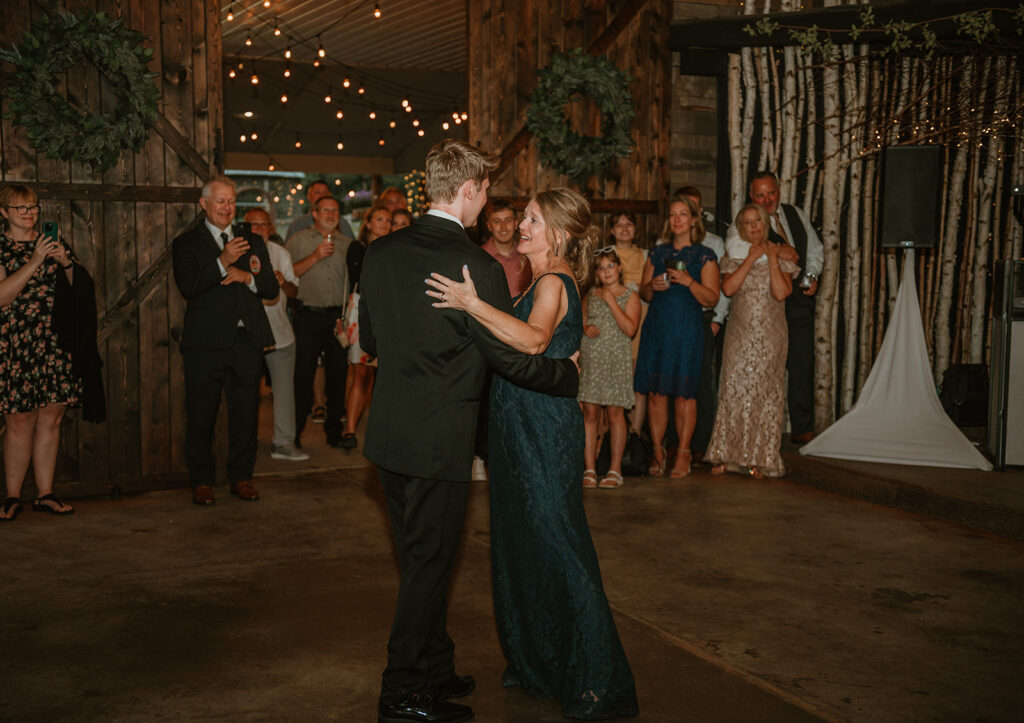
[595,429,652,477]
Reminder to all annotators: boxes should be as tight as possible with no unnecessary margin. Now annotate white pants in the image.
[264,343,297,448]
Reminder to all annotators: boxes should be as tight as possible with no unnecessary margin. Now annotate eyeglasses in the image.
[593,245,616,255]
[4,204,41,214]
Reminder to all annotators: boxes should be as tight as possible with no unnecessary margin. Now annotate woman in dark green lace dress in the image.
[427,188,638,719]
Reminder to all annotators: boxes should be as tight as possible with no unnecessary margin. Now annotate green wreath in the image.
[0,11,159,172]
[525,48,635,182]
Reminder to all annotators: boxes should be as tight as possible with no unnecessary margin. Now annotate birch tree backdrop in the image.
[729,0,1024,430]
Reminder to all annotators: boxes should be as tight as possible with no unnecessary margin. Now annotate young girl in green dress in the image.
[579,248,641,489]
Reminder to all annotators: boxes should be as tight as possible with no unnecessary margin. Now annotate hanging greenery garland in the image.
[0,10,159,172]
[525,48,635,182]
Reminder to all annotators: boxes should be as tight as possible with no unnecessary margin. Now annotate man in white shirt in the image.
[244,208,308,461]
[725,171,824,442]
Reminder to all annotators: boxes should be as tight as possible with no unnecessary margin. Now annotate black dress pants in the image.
[292,306,347,443]
[786,299,816,436]
[378,468,469,704]
[182,328,262,486]
[692,310,722,454]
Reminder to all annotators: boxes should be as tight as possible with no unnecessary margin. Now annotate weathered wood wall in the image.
[0,0,221,490]
[467,0,672,245]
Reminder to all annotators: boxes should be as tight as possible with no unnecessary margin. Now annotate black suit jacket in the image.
[359,213,579,482]
[172,222,279,351]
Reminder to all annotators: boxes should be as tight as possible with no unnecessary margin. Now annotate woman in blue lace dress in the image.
[634,196,720,478]
[426,188,638,719]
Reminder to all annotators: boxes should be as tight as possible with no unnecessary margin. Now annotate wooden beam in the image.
[33,182,200,203]
[150,113,212,181]
[670,0,1022,53]
[491,0,650,181]
[96,247,174,345]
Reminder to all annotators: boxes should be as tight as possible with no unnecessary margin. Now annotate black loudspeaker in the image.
[879,145,941,248]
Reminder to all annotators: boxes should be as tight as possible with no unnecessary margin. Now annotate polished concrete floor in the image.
[4,414,1023,723]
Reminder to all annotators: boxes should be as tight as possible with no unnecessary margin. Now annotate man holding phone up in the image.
[172,175,278,506]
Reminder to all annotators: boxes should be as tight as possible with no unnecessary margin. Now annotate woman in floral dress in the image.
[0,184,81,520]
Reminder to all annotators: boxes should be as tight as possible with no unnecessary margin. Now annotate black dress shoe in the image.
[432,674,475,700]
[378,690,473,723]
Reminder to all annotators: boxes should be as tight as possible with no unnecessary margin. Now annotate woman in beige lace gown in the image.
[706,204,799,478]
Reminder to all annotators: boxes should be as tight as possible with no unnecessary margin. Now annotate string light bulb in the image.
[335,109,344,120]
[250,73,259,85]
[274,21,281,37]
[250,132,258,140]
[389,120,396,129]
[284,46,291,59]
[342,76,351,88]
[337,137,344,151]
[263,0,271,7]
[442,121,449,130]
[378,135,386,146]
[243,110,254,118]
[294,134,302,149]
[313,58,321,68]
[369,108,377,120]
[357,82,365,95]
[317,37,326,58]
[412,118,420,127]
[374,4,382,19]
[417,129,425,137]
[280,94,288,104]
[245,35,253,47]
[324,88,333,103]
[239,134,246,143]
[283,64,291,78]
[226,5,235,21]
[269,165,275,172]
[228,68,237,79]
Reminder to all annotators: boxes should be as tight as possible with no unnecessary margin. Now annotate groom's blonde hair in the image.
[425,139,497,204]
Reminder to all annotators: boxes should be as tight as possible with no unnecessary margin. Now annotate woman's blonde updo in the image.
[533,187,599,286]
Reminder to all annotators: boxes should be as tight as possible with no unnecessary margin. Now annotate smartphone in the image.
[42,221,58,239]
[235,221,252,238]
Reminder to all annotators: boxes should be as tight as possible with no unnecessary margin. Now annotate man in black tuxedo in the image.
[360,140,579,723]
[172,175,279,506]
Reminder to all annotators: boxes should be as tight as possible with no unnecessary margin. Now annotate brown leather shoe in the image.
[230,480,260,501]
[192,485,215,506]
[791,431,817,444]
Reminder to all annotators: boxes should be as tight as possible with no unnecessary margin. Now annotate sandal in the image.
[747,466,764,479]
[1,497,23,522]
[32,493,74,515]
[311,406,326,423]
[710,464,726,476]
[670,449,692,479]
[582,469,598,489]
[598,471,624,489]
[648,449,666,477]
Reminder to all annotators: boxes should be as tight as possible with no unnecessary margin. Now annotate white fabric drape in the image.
[801,250,992,470]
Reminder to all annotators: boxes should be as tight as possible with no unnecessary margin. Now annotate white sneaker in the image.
[471,456,488,482]
[271,444,310,461]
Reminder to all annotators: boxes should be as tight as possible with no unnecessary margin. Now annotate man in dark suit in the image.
[172,175,279,506]
[360,140,579,723]
[725,170,824,443]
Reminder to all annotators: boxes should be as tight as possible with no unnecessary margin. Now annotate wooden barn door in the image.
[0,0,222,493]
